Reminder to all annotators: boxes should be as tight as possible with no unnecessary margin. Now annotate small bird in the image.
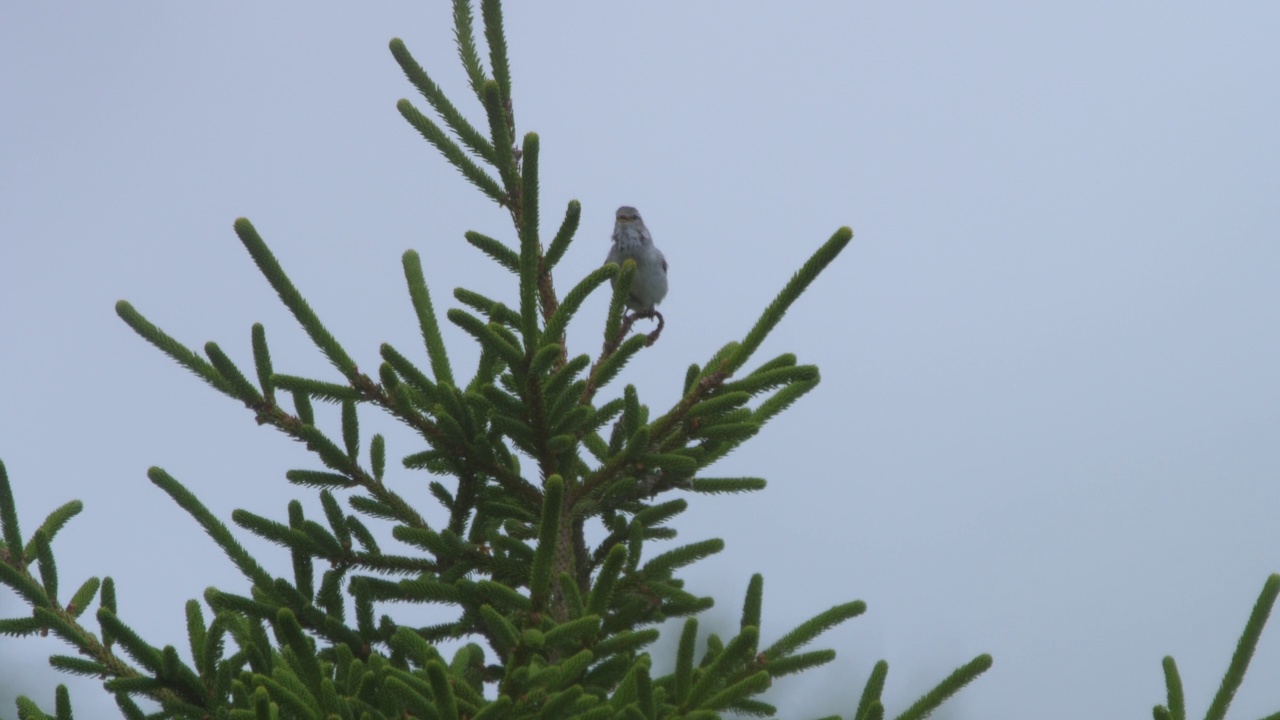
[606,206,668,313]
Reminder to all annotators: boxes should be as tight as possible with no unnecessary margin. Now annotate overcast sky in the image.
[3,4,1279,719]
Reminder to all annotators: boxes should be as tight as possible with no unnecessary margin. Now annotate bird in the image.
[606,206,668,313]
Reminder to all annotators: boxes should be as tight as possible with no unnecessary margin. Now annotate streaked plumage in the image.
[606,206,668,312]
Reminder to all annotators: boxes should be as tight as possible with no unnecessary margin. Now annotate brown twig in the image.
[606,309,665,353]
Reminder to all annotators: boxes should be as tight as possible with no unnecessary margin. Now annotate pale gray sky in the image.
[2,4,1279,719]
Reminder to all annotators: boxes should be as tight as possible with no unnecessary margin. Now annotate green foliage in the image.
[0,2,1000,718]
[1151,574,1280,720]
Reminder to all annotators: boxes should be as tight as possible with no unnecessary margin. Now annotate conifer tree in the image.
[6,5,1280,720]
[9,2,1012,718]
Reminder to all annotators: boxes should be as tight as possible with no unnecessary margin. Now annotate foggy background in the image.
[2,4,1278,718]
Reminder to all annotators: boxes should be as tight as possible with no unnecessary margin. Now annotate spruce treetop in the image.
[0,3,1007,718]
